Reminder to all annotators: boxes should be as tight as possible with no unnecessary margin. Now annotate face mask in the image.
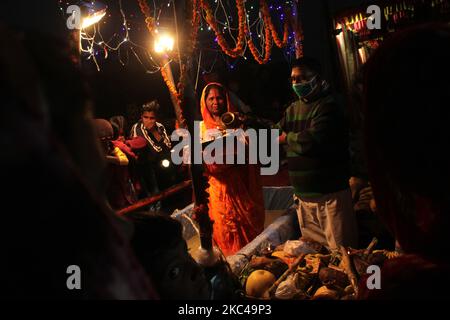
[292,75,318,98]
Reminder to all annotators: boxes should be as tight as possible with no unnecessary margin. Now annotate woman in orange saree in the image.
[200,82,265,256]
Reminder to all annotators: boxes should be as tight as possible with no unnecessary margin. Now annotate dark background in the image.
[81,0,306,133]
[79,0,376,133]
[2,0,399,131]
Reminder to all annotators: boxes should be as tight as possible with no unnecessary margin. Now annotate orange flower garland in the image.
[187,0,201,56]
[199,0,295,64]
[286,6,304,58]
[137,0,157,37]
[140,0,300,75]
[200,0,246,57]
[138,0,186,127]
[245,5,273,64]
[160,67,181,100]
[260,0,289,48]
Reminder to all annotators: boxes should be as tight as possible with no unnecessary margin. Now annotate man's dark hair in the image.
[142,100,160,114]
[291,57,322,76]
[125,211,184,273]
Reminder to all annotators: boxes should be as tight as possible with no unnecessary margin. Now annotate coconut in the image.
[311,286,340,300]
[245,270,276,298]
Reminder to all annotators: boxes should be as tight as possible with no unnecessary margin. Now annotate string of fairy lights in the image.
[60,0,302,74]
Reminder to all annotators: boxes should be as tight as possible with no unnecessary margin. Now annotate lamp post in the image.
[153,32,185,128]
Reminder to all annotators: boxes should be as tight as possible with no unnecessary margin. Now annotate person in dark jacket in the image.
[129,101,173,209]
[276,57,357,252]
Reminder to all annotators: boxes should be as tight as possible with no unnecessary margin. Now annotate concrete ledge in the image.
[171,187,299,276]
[172,187,295,242]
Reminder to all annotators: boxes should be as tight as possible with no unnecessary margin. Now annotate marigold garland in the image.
[199,0,296,64]
[137,0,157,36]
[245,5,273,64]
[260,0,289,48]
[187,0,201,56]
[160,67,180,100]
[138,0,186,127]
[200,0,246,57]
[287,6,304,58]
[139,0,303,102]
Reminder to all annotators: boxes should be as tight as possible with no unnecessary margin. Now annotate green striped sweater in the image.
[275,93,350,198]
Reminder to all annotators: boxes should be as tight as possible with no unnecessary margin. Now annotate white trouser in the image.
[294,188,358,252]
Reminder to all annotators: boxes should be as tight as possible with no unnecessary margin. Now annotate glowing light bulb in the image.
[154,33,174,53]
[81,9,107,29]
[162,159,170,168]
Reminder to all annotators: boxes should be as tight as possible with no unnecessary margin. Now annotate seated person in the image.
[94,119,138,210]
[94,119,129,166]
[110,115,127,142]
[110,114,147,158]
[125,211,211,300]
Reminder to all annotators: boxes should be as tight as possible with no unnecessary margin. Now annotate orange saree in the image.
[200,83,265,256]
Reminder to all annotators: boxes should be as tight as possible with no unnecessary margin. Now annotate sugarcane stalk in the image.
[363,237,378,258]
[340,246,359,297]
[265,253,306,298]
[364,237,378,256]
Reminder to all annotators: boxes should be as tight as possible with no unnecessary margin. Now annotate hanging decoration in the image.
[64,0,303,108]
[260,0,289,48]
[338,0,450,40]
[200,0,247,58]
[197,0,299,64]
[245,0,273,64]
[187,0,201,56]
[137,0,178,101]
[137,0,187,128]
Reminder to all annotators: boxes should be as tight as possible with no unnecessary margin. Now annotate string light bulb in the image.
[79,1,107,29]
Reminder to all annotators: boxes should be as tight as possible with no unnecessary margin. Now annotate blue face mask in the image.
[292,76,318,98]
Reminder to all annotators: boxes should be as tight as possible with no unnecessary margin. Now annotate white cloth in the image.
[294,188,358,252]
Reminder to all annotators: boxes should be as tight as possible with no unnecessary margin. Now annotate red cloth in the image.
[112,139,137,159]
[126,136,148,150]
[200,83,265,256]
[358,254,450,299]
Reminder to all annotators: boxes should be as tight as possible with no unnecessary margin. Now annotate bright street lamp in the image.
[154,33,175,54]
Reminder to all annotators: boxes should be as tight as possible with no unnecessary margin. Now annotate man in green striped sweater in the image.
[276,57,358,252]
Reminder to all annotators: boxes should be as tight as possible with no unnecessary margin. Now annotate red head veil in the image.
[200,82,237,129]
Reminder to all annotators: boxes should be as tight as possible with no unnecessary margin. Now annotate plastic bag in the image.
[274,273,301,299]
[283,239,317,256]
